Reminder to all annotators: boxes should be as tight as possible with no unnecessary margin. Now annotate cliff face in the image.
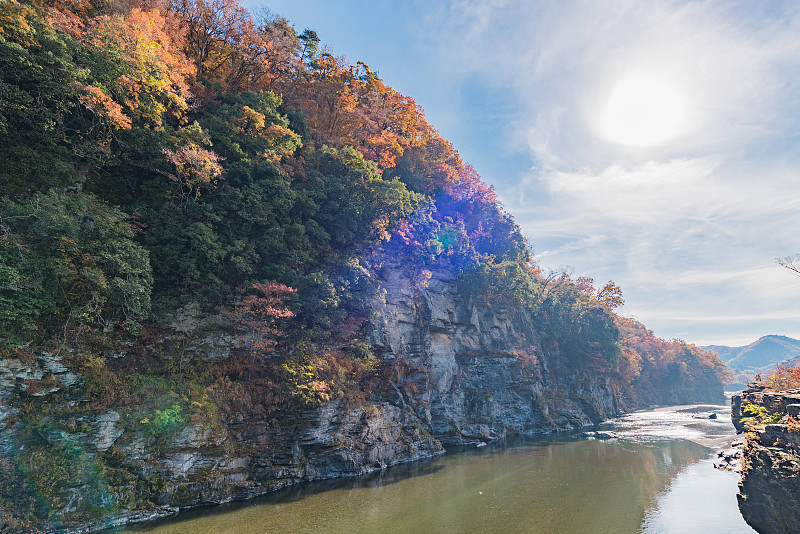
[731,387,800,534]
[0,259,710,532]
[369,260,619,445]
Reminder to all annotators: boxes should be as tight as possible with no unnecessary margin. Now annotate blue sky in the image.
[251,0,800,347]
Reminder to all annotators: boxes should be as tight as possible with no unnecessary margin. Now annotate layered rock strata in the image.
[0,259,717,532]
[732,386,800,534]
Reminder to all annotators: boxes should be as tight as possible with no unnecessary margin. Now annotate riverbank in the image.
[119,403,753,534]
[731,386,800,533]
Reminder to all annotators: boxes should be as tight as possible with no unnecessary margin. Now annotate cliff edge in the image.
[731,386,800,534]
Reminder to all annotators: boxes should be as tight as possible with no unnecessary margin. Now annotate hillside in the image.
[0,0,730,531]
[704,335,800,389]
[705,335,800,371]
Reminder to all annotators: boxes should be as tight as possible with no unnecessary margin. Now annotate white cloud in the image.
[415,0,800,344]
[430,0,800,167]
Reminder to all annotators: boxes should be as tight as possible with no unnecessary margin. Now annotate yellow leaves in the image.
[0,0,37,47]
[231,105,266,135]
[162,142,224,202]
[228,106,301,166]
[264,123,295,139]
[85,8,193,127]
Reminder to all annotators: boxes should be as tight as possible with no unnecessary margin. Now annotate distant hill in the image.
[704,335,800,373]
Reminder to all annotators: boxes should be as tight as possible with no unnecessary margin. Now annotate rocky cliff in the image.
[0,259,713,532]
[731,386,800,534]
[369,260,620,444]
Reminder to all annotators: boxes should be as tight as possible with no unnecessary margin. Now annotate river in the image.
[124,401,755,533]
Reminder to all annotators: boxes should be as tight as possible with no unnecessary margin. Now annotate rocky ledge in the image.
[0,258,726,533]
[0,259,621,533]
[731,386,800,534]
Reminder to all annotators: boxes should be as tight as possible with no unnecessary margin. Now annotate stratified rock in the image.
[370,259,618,445]
[0,257,725,532]
[92,411,123,452]
[734,386,800,533]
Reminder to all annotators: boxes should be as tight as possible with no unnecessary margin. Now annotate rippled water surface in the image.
[125,402,755,534]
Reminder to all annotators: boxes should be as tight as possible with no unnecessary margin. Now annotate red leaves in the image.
[230,282,296,357]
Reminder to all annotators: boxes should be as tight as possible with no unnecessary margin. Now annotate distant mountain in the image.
[704,335,800,372]
[704,344,740,362]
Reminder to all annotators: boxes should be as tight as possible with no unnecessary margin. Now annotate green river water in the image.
[124,402,755,534]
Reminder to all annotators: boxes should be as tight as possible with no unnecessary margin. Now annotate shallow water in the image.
[125,402,755,534]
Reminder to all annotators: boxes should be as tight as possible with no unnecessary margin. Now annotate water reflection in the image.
[643,458,753,534]
[126,442,713,533]
[125,404,754,534]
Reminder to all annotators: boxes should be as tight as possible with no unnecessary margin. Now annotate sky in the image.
[250,0,800,347]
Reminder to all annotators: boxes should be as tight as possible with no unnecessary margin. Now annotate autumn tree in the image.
[170,0,300,93]
[767,364,800,391]
[230,281,295,357]
[574,277,625,310]
[161,141,224,202]
[82,7,194,127]
[596,280,624,309]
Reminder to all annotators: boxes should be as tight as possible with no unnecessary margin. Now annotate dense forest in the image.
[0,0,730,529]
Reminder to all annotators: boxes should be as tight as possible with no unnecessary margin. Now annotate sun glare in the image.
[601,76,684,146]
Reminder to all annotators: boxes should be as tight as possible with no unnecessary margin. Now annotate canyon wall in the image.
[0,259,717,532]
[732,386,800,534]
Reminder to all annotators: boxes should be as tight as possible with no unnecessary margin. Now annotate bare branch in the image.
[777,254,800,277]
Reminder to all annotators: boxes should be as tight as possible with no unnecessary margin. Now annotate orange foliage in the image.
[596,281,625,310]
[41,0,96,38]
[74,81,133,130]
[572,277,624,310]
[85,7,193,126]
[171,0,300,92]
[230,282,296,357]
[768,364,800,391]
[287,52,462,187]
[45,0,194,127]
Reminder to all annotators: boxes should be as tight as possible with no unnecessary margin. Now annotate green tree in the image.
[0,192,152,342]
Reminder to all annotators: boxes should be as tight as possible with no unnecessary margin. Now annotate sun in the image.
[601,76,684,146]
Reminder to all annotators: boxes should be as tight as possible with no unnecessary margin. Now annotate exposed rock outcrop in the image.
[732,386,800,534]
[0,259,722,532]
[369,260,619,446]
